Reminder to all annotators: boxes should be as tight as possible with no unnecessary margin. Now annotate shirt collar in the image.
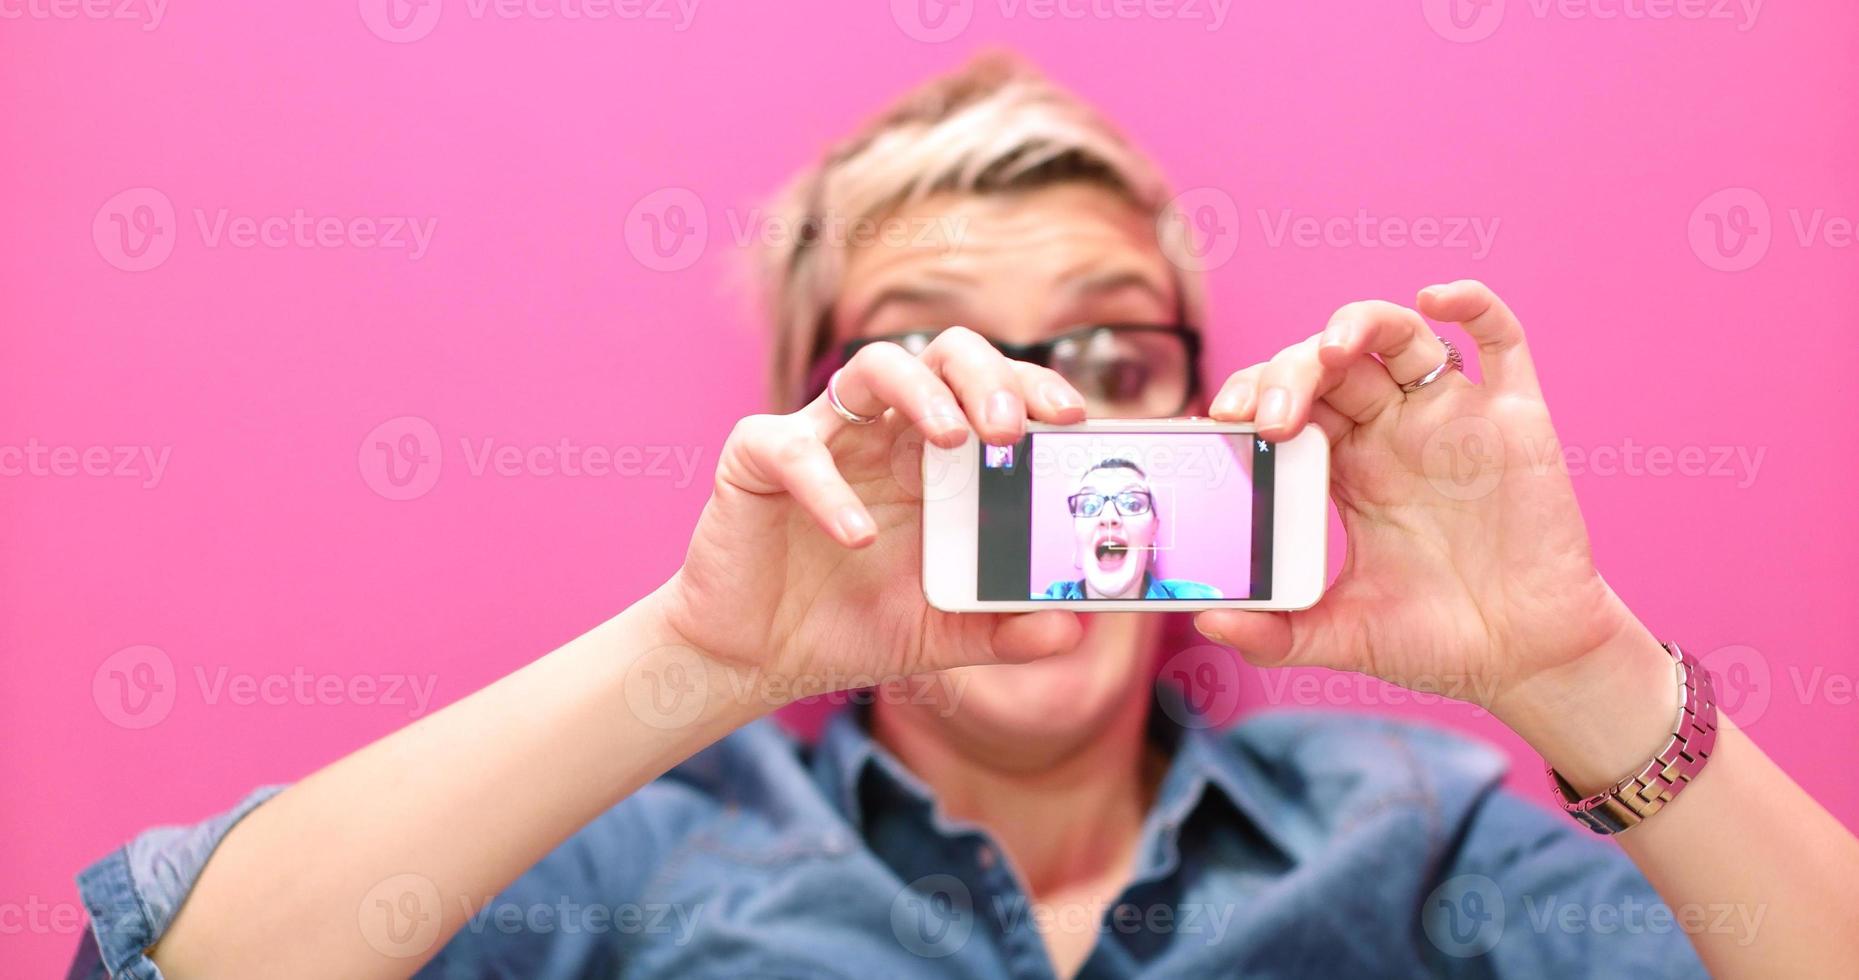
[809,684,1300,863]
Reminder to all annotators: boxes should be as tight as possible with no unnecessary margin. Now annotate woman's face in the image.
[1072,465,1159,599]
[834,182,1186,767]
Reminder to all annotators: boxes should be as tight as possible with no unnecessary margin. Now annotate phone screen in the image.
[976,430,1276,601]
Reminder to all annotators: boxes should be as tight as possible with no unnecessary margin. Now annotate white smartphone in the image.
[921,419,1328,612]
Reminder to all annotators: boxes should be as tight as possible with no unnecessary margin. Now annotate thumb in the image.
[988,610,1083,664]
[1193,609,1296,667]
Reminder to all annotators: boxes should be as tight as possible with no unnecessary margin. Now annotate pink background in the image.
[4,2,1858,974]
[1027,432,1252,597]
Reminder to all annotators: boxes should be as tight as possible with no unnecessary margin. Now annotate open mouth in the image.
[1093,537,1131,569]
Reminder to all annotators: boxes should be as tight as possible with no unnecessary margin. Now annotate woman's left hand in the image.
[1194,280,1663,739]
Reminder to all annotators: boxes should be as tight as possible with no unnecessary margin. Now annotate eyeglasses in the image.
[803,323,1203,418]
[1067,490,1155,519]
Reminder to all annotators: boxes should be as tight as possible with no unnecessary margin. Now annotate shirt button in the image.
[976,845,996,870]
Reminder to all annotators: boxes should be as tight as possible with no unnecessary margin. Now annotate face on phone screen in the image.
[975,431,1276,601]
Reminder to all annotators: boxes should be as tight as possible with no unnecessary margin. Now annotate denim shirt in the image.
[1039,577,1223,600]
[71,693,1706,979]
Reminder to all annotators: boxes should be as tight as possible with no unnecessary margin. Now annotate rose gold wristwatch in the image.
[1548,642,1720,835]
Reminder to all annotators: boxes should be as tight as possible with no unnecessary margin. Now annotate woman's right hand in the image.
[660,327,1088,701]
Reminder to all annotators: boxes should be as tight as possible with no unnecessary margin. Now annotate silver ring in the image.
[826,369,882,425]
[1399,338,1464,394]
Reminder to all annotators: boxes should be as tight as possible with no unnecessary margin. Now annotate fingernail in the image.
[1040,382,1083,413]
[985,390,1022,431]
[1196,622,1226,645]
[1419,285,1445,303]
[1211,380,1253,418]
[1257,387,1291,429]
[1319,322,1348,350]
[836,506,875,543]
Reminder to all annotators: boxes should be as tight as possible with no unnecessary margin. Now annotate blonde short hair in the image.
[758,52,1206,409]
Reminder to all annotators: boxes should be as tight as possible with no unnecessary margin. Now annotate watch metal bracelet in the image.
[1548,641,1719,835]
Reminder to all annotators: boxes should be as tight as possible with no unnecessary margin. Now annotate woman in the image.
[1038,457,1222,600]
[73,55,1859,979]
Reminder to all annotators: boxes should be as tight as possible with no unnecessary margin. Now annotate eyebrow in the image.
[1062,268,1171,307]
[848,282,969,335]
[846,266,1172,336]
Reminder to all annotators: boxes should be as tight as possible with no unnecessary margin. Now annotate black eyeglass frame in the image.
[802,322,1205,417]
[1066,489,1157,519]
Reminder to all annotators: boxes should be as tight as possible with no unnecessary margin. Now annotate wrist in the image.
[1492,613,1681,794]
[606,584,781,732]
